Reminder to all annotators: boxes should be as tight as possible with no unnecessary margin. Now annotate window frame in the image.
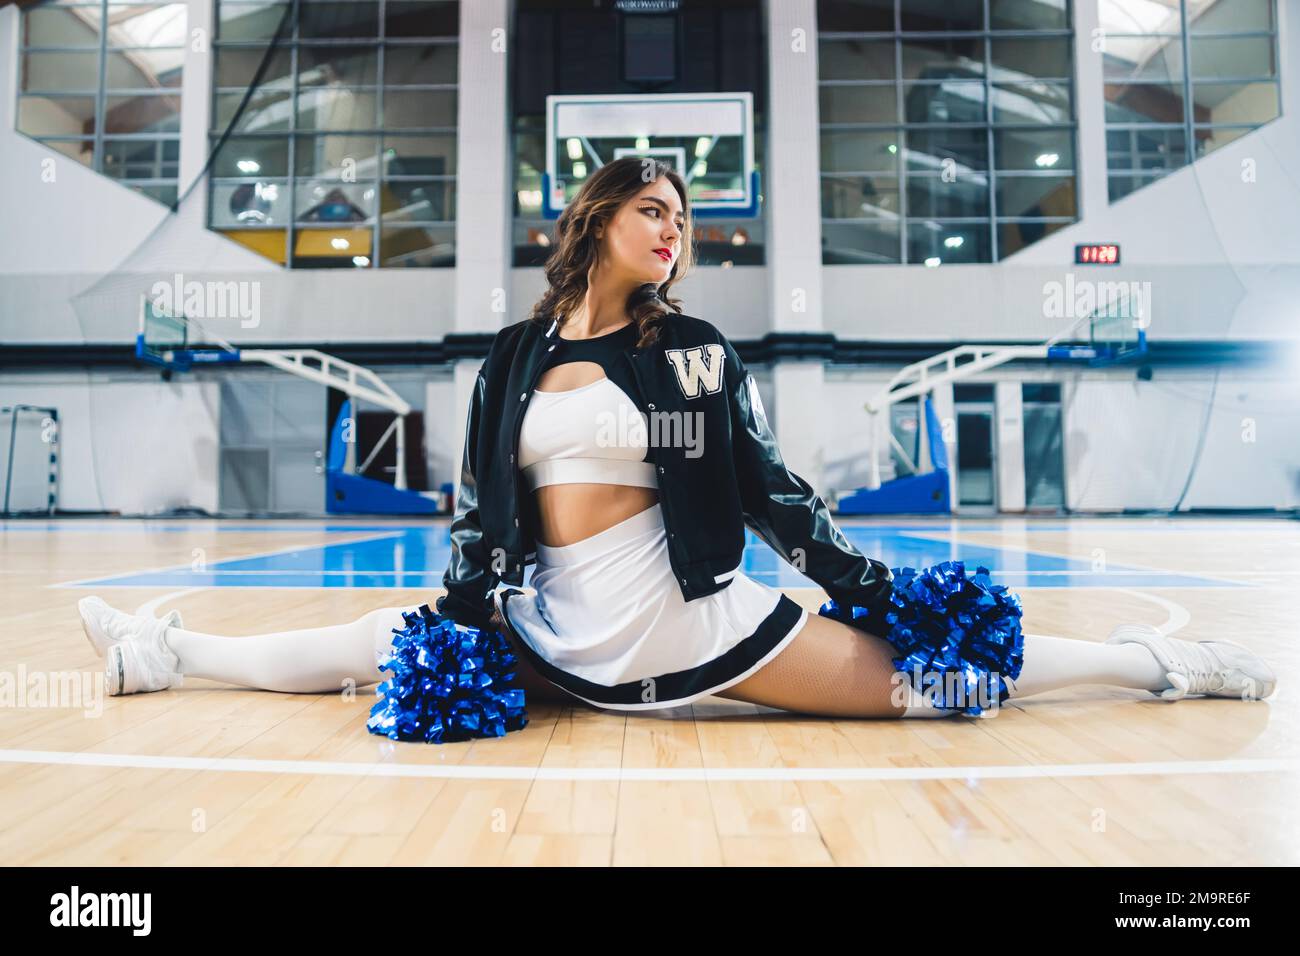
[208,0,460,269]
[1102,0,1283,203]
[817,0,1080,265]
[16,1,186,207]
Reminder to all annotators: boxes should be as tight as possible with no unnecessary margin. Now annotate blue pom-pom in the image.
[820,560,1024,716]
[366,605,528,744]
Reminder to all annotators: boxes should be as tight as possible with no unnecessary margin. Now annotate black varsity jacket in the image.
[434,311,894,632]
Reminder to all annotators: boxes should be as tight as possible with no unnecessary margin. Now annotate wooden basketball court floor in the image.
[0,515,1295,866]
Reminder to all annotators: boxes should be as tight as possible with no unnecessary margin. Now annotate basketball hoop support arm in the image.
[137,296,415,490]
[239,350,413,490]
[862,315,1091,490]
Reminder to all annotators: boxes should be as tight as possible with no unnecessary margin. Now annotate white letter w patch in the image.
[665,345,726,399]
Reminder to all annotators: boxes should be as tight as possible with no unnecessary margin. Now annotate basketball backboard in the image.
[135,294,240,371]
[136,294,190,369]
[543,92,758,219]
[1046,286,1150,366]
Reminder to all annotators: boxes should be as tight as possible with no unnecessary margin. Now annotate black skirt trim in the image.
[496,587,806,709]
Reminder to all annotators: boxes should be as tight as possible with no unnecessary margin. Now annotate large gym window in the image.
[1102,0,1281,203]
[209,1,459,268]
[817,0,1078,264]
[16,1,186,206]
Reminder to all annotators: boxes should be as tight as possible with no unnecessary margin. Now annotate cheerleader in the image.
[77,158,1277,743]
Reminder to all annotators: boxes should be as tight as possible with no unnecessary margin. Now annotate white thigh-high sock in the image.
[163,606,414,693]
[1007,632,1171,700]
[897,632,1171,717]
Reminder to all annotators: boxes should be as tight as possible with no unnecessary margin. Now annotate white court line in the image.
[9,569,1299,577]
[73,570,446,577]
[121,586,1197,651]
[0,749,1295,782]
[51,530,408,589]
[29,582,1276,593]
[44,568,1263,577]
[15,586,1273,783]
[1116,589,1191,636]
[45,583,444,590]
[894,531,1255,588]
[133,588,208,618]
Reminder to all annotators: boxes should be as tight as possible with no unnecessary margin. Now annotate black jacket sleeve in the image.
[722,337,894,615]
[434,364,500,632]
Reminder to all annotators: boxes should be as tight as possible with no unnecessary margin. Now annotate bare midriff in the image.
[528,358,659,548]
[533,483,659,547]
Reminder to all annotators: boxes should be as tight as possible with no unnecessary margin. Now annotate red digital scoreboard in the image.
[1075,243,1121,265]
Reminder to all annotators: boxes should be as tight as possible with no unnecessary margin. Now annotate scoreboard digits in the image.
[1075,243,1121,265]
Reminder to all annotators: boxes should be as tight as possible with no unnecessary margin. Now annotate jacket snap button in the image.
[548,345,555,351]
[658,466,665,474]
[509,453,514,463]
[514,517,519,527]
[519,392,527,401]
[647,403,655,410]
[680,577,687,586]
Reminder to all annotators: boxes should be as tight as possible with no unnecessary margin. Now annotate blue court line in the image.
[62,526,1244,590]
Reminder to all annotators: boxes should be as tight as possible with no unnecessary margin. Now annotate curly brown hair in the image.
[528,156,695,350]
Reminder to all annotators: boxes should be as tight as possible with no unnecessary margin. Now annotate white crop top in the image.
[517,320,658,492]
[518,377,658,491]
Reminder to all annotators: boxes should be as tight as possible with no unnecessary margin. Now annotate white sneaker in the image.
[1105,623,1277,702]
[83,604,184,696]
[105,639,184,696]
[79,596,182,657]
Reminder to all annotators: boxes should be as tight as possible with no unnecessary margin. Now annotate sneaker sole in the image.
[105,643,126,696]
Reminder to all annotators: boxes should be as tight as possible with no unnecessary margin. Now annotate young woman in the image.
[78,158,1276,737]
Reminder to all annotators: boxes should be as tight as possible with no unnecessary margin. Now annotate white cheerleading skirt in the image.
[493,502,810,711]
